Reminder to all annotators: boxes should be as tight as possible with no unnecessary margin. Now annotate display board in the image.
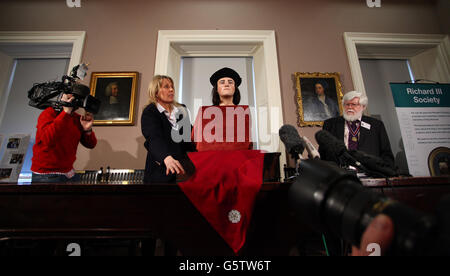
[0,134,31,182]
[390,83,450,177]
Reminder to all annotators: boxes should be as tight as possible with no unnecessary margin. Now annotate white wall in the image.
[360,59,413,174]
[409,47,449,83]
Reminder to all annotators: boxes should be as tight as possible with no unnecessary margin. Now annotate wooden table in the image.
[0,176,449,256]
[0,181,303,256]
[362,176,450,212]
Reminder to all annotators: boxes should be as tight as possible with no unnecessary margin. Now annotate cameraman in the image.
[31,85,97,183]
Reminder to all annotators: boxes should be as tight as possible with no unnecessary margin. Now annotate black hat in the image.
[210,67,242,87]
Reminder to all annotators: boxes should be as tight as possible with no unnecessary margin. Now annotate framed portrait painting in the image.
[90,72,139,126]
[295,72,344,127]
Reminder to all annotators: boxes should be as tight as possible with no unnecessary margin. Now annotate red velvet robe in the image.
[179,105,264,254]
[179,150,264,254]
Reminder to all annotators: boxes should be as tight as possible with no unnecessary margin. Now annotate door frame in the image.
[0,31,86,129]
[344,32,450,97]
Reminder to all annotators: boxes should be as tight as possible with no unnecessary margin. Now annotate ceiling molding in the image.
[0,31,86,73]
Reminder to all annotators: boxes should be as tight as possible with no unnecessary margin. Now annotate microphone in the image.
[315,130,392,178]
[349,150,398,177]
[315,130,367,172]
[279,125,305,160]
[302,136,320,159]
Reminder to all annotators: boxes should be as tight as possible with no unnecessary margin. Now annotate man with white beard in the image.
[319,91,395,169]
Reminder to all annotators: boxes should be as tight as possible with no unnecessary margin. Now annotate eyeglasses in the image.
[344,103,361,108]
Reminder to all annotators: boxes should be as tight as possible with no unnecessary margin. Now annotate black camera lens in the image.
[82,95,101,114]
[288,159,438,256]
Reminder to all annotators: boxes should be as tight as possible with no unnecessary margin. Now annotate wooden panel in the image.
[363,176,450,212]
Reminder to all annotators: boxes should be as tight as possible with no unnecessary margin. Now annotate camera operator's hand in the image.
[164,155,185,176]
[80,112,94,133]
[351,214,394,256]
[61,93,75,114]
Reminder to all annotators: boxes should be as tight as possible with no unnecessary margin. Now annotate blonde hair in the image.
[147,75,180,107]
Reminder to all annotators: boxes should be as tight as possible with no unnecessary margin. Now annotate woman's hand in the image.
[61,93,75,114]
[164,156,186,175]
[80,112,94,132]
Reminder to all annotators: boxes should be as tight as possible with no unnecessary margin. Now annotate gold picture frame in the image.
[90,72,138,126]
[295,72,344,127]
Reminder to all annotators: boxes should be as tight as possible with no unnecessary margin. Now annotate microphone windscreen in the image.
[349,150,398,177]
[279,124,304,155]
[315,130,347,156]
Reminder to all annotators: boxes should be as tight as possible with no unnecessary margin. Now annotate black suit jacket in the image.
[141,103,194,183]
[320,116,395,168]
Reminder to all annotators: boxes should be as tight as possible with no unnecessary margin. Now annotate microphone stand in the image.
[284,151,302,182]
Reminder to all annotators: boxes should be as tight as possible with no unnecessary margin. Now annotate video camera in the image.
[288,159,450,256]
[28,64,101,114]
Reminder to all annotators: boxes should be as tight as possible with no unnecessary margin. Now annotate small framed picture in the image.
[90,72,139,126]
[7,138,20,149]
[295,72,344,127]
[0,168,12,181]
[9,154,24,165]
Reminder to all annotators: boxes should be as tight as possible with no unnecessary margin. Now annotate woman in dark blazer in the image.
[141,75,193,183]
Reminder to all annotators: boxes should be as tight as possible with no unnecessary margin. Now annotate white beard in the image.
[343,110,363,122]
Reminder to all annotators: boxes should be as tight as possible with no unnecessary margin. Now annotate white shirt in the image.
[157,103,179,129]
[109,96,119,104]
[344,116,362,149]
[32,169,76,178]
[318,95,331,118]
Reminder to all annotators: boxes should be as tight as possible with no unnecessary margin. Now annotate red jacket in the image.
[31,107,97,174]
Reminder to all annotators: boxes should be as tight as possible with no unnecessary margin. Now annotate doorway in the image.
[359,59,414,174]
[154,30,285,168]
[0,58,70,181]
